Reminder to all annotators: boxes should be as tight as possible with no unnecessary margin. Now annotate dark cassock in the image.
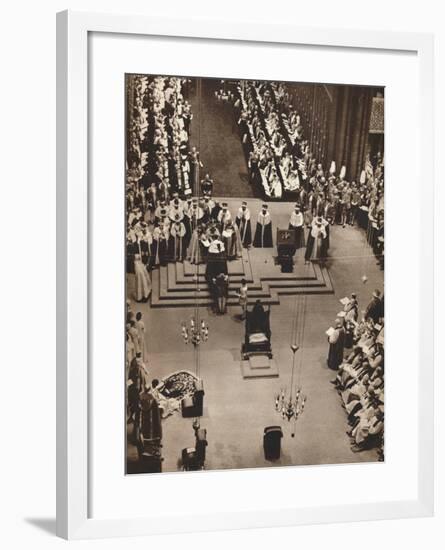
[182,198,194,249]
[327,319,346,370]
[288,205,305,249]
[235,201,252,248]
[253,204,273,248]
[200,174,214,196]
[158,223,170,267]
[151,223,169,267]
[211,201,222,223]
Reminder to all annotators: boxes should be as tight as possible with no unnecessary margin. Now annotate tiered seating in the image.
[330,292,384,458]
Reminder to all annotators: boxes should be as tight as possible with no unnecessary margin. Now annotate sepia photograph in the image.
[125,74,385,475]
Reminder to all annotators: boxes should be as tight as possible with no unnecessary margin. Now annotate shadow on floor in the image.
[25,518,57,536]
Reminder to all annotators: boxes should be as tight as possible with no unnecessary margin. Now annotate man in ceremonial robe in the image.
[253,204,273,248]
[201,173,214,196]
[168,215,187,261]
[217,203,232,231]
[288,204,305,249]
[235,201,252,248]
[327,319,346,371]
[304,216,328,263]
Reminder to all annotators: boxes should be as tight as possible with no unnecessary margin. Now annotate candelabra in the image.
[181,317,209,346]
[274,344,307,433]
[215,80,234,102]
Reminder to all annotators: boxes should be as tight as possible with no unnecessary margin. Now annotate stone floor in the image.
[127,217,384,473]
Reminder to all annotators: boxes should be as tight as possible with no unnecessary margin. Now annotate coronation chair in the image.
[241,307,272,360]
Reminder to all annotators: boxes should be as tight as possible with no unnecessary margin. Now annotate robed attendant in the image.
[217,203,232,231]
[288,205,305,249]
[168,218,187,261]
[235,202,252,248]
[327,319,345,370]
[134,254,152,302]
[304,216,328,262]
[253,204,273,248]
[222,221,243,259]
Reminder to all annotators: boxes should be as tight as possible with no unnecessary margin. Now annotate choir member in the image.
[253,204,273,248]
[288,204,305,249]
[235,201,252,248]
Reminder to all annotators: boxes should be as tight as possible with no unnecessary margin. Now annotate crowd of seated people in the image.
[235,80,304,198]
[126,76,195,277]
[233,80,384,265]
[329,289,384,458]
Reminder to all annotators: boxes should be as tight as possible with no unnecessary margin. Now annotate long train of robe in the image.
[134,256,152,301]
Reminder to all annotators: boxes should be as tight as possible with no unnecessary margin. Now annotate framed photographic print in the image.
[56,10,434,539]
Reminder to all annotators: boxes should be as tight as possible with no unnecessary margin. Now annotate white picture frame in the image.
[56,10,434,540]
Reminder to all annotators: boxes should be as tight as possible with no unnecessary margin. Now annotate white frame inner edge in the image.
[56,10,434,540]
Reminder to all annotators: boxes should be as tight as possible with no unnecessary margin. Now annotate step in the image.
[241,358,279,379]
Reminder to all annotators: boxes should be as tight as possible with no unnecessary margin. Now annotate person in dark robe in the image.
[235,201,252,248]
[288,204,305,249]
[200,173,214,196]
[182,198,193,250]
[212,273,229,314]
[211,201,222,223]
[364,290,383,323]
[327,319,346,370]
[253,204,273,248]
